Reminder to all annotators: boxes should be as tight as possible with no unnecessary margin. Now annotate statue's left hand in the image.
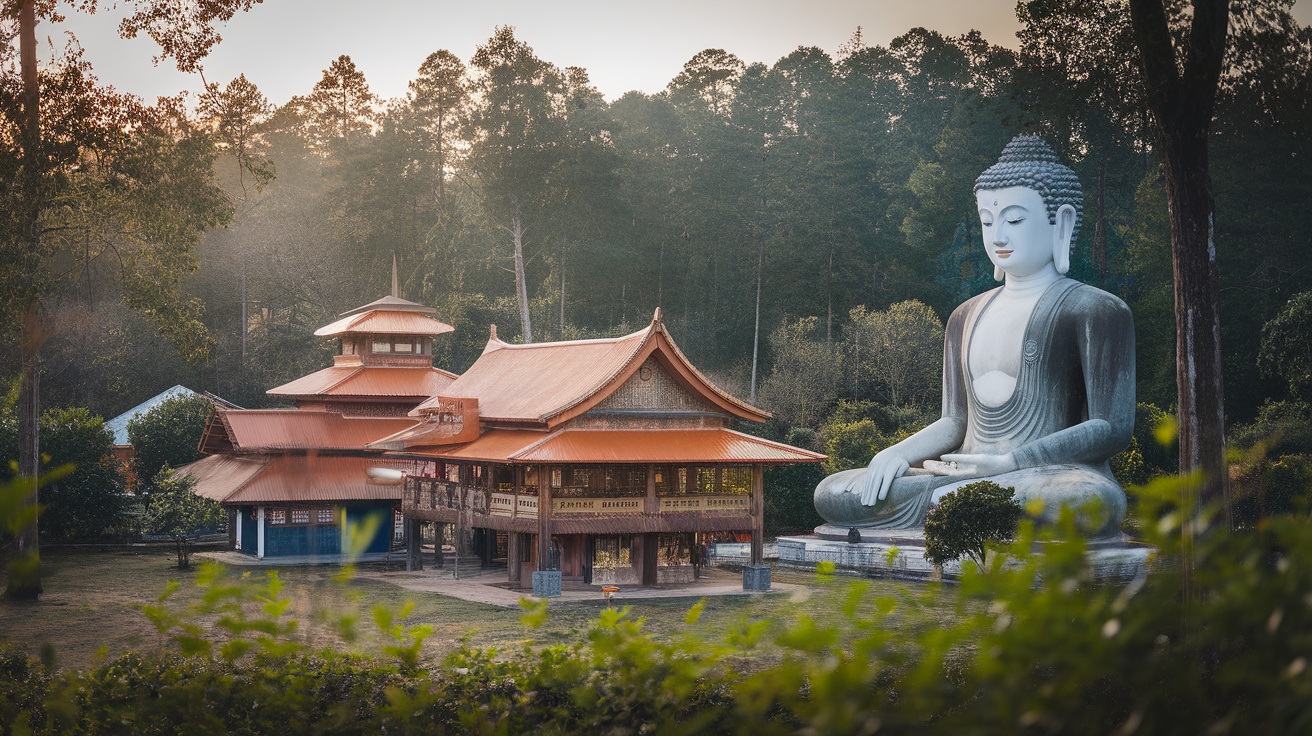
[937,452,1019,478]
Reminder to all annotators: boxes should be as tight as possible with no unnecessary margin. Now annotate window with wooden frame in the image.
[316,508,335,524]
[722,466,752,494]
[290,509,310,524]
[269,509,286,525]
[697,467,717,494]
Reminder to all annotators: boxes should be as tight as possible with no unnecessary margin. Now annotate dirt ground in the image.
[0,547,958,671]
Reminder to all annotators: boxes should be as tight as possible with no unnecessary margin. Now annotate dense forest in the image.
[3,2,1310,454]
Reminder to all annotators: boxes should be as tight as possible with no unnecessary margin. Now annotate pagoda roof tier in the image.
[182,454,407,504]
[339,295,437,317]
[267,365,457,401]
[380,427,825,464]
[315,306,454,338]
[409,309,769,427]
[200,409,418,454]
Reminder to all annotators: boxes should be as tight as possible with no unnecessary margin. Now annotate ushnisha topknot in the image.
[975,134,1084,242]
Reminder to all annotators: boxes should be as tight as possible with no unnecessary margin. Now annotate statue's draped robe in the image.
[815,278,1135,537]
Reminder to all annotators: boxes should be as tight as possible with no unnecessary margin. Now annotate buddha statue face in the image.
[976,186,1078,279]
[973,135,1085,281]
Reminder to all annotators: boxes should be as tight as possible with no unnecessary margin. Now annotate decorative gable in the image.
[591,358,718,414]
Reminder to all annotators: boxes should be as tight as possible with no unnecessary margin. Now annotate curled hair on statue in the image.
[975,135,1085,244]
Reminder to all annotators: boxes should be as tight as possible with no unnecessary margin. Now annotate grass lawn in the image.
[1,548,964,671]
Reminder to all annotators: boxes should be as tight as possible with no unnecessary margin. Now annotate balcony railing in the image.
[404,478,750,519]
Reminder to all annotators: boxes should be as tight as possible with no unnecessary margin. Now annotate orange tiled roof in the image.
[267,365,456,400]
[315,310,455,338]
[181,454,408,504]
[181,454,267,502]
[411,311,769,426]
[394,427,824,464]
[212,410,418,452]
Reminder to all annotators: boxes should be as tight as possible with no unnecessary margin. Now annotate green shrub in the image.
[5,474,1312,734]
[923,480,1023,569]
[141,469,225,569]
[127,393,213,496]
[0,406,129,540]
[819,400,934,474]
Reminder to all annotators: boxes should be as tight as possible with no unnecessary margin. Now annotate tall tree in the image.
[409,50,469,211]
[302,55,378,152]
[0,0,260,600]
[1127,0,1232,531]
[467,26,568,343]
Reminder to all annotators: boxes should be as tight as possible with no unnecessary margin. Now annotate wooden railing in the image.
[404,477,749,519]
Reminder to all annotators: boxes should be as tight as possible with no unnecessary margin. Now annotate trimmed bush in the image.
[923,480,1023,569]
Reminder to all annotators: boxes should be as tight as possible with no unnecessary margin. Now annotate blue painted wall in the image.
[343,503,396,555]
[242,502,396,558]
[263,518,342,557]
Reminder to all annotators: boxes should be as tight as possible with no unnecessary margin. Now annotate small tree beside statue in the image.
[923,481,1024,571]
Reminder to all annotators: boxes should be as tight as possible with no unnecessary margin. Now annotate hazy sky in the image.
[44,0,1312,106]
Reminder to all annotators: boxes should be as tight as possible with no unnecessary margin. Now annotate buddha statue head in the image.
[974,135,1084,281]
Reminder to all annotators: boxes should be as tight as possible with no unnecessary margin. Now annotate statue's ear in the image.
[1053,204,1077,275]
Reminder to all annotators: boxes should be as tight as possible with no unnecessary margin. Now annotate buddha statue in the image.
[813,135,1134,538]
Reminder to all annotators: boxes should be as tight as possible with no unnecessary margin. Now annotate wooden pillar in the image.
[406,518,423,572]
[751,464,764,565]
[642,534,658,586]
[537,464,552,570]
[432,522,444,568]
[645,464,657,513]
[508,530,520,584]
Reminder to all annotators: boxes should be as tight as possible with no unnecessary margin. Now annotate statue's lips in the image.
[994,249,1014,258]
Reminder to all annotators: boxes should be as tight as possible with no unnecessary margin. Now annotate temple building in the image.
[371,309,824,593]
[181,295,457,559]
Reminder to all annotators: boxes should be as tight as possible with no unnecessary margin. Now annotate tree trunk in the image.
[6,0,44,602]
[1163,129,1229,522]
[1128,0,1231,528]
[559,235,566,339]
[749,239,764,404]
[511,201,532,343]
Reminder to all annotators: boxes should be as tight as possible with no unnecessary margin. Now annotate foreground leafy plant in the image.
[4,470,1312,734]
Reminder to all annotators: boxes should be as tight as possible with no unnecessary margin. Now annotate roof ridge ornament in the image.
[651,307,664,332]
[391,252,399,298]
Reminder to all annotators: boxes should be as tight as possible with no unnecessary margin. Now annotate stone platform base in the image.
[532,570,562,597]
[742,564,772,591]
[778,531,1153,582]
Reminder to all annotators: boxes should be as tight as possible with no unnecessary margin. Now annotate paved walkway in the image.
[194,551,795,609]
[355,567,796,609]
[196,551,402,566]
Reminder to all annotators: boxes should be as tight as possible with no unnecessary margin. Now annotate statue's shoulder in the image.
[1062,282,1133,323]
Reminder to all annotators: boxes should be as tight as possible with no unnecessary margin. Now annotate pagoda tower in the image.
[267,296,457,416]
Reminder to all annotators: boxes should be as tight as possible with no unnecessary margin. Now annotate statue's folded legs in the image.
[814,465,1127,539]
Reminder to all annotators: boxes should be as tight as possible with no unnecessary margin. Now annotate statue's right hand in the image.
[859,450,909,506]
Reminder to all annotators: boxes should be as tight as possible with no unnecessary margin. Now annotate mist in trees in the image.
[5,8,1310,495]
